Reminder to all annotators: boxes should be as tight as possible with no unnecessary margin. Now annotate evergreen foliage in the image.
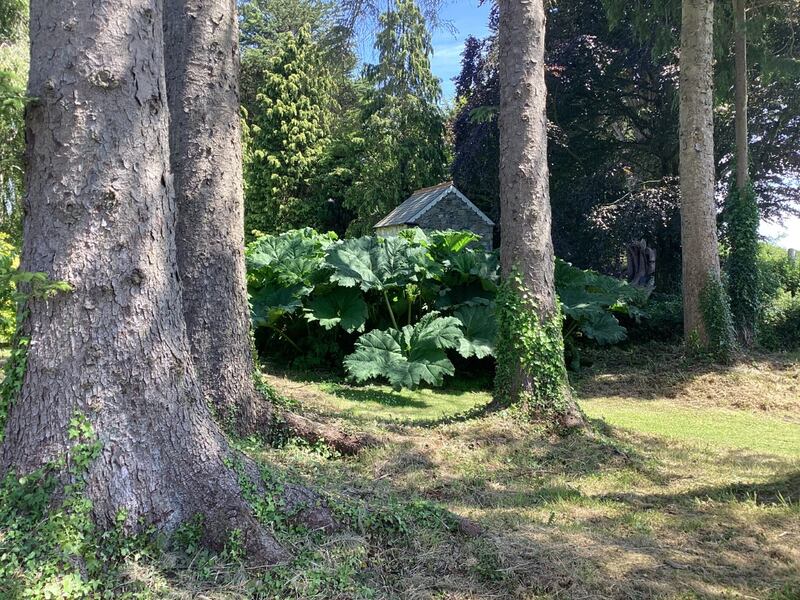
[245,26,335,235]
[343,0,448,235]
[451,0,799,286]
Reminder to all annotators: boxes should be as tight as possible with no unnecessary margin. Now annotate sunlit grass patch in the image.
[582,397,800,458]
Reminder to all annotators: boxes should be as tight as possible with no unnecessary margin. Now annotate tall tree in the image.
[2,0,292,561]
[165,0,367,455]
[724,0,760,345]
[164,0,266,430]
[244,25,334,235]
[678,0,734,351]
[344,0,448,234]
[732,0,748,192]
[494,0,583,428]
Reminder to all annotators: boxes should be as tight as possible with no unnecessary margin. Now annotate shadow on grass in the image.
[327,386,430,409]
[598,469,800,508]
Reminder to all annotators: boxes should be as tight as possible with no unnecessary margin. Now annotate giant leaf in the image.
[250,283,310,328]
[556,258,650,346]
[246,228,336,287]
[429,230,480,255]
[453,304,497,359]
[344,313,463,390]
[325,235,432,292]
[579,311,628,345]
[305,287,368,333]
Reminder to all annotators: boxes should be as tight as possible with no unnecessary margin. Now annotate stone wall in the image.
[417,191,494,250]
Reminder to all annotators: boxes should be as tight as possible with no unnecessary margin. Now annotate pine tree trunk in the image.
[163,0,266,432]
[496,0,583,428]
[733,0,749,190]
[161,1,374,454]
[679,0,722,343]
[0,0,309,563]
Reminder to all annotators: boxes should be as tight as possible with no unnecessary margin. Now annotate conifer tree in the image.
[344,0,448,234]
[245,26,334,235]
[494,0,584,428]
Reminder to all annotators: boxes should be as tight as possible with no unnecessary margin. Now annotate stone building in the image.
[374,182,495,249]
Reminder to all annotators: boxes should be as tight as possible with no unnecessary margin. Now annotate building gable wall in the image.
[416,191,494,249]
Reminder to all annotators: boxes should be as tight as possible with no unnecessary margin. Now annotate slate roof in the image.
[374,182,494,228]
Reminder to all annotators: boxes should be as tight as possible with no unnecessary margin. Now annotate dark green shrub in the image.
[246,228,651,388]
[624,293,683,343]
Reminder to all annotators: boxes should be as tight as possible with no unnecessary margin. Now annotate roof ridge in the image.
[411,181,453,195]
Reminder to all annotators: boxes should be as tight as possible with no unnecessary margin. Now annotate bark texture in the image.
[497,0,582,428]
[0,0,310,564]
[163,0,264,431]
[679,0,721,342]
[733,0,749,189]
[161,0,376,453]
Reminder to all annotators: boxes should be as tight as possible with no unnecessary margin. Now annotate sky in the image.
[356,0,491,102]
[429,0,492,101]
[760,218,800,250]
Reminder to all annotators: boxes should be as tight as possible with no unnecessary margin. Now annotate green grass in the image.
[306,375,800,461]
[262,354,800,599]
[314,380,491,423]
[582,397,800,458]
[8,346,798,599]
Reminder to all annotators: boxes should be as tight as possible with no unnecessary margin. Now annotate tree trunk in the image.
[0,0,307,563]
[163,0,266,432]
[495,0,583,429]
[161,0,375,453]
[733,0,749,190]
[679,0,722,343]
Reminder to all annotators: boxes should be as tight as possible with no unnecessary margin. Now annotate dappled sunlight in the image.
[255,351,800,598]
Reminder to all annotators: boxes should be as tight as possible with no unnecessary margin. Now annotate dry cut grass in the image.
[121,345,800,599]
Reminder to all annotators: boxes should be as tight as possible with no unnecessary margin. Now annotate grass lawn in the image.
[581,398,800,458]
[73,344,799,599]
[247,345,800,599]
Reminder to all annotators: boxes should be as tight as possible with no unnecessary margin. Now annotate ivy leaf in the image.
[305,287,368,333]
[344,313,462,390]
[454,304,497,359]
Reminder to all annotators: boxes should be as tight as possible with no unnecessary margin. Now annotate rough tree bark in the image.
[163,0,265,432]
[679,0,722,343]
[496,0,583,428]
[0,0,328,563]
[162,0,373,454]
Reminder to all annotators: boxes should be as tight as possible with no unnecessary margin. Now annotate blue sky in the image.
[429,0,491,101]
[356,0,491,102]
